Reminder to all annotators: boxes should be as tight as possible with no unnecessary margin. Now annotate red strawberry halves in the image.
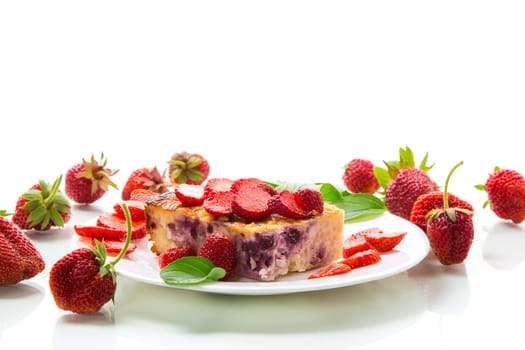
[49,203,134,313]
[0,216,45,285]
[12,175,71,231]
[65,153,119,204]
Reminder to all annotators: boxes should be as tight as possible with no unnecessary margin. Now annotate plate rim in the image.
[113,212,430,295]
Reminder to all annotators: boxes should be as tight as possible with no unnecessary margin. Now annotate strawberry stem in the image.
[443,161,464,210]
[109,203,132,267]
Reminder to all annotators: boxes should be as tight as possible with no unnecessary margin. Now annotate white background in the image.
[1,1,525,349]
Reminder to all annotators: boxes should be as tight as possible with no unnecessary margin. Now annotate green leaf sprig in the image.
[160,256,226,285]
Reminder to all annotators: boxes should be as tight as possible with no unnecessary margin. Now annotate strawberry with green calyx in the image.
[65,153,119,204]
[49,203,133,314]
[410,191,473,233]
[121,166,170,200]
[426,161,474,265]
[384,168,439,220]
[12,175,71,231]
[167,151,210,185]
[476,167,525,224]
[374,146,434,192]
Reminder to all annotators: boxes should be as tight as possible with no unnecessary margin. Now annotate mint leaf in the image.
[318,183,343,202]
[331,193,386,223]
[270,181,319,192]
[160,256,226,285]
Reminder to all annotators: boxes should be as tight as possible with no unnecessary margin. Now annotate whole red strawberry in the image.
[49,203,133,313]
[385,168,439,220]
[121,166,169,200]
[198,231,235,281]
[167,152,210,185]
[12,175,71,231]
[426,161,474,265]
[410,191,473,233]
[49,247,116,313]
[477,168,525,224]
[342,159,380,194]
[65,153,119,204]
[0,216,45,285]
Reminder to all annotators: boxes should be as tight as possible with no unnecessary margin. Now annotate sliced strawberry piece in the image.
[74,224,146,241]
[129,189,158,202]
[231,178,264,193]
[351,227,383,238]
[113,201,145,221]
[294,188,324,214]
[203,190,233,217]
[204,178,234,196]
[342,249,381,269]
[158,246,195,268]
[342,234,370,258]
[175,184,205,206]
[97,213,146,235]
[231,184,273,221]
[270,190,311,220]
[363,231,407,252]
[92,240,137,256]
[308,262,352,279]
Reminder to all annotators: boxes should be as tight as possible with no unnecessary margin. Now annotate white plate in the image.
[112,212,430,295]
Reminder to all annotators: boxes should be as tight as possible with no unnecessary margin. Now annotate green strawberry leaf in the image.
[186,169,204,182]
[160,256,226,285]
[0,210,13,216]
[419,152,434,172]
[474,184,486,191]
[187,157,203,169]
[373,166,391,190]
[399,146,415,168]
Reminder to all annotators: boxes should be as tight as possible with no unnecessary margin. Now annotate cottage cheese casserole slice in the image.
[145,191,344,281]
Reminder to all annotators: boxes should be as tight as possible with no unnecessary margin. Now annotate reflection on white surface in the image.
[482,222,525,270]
[0,282,45,332]
[103,274,426,349]
[408,255,470,315]
[52,310,116,350]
